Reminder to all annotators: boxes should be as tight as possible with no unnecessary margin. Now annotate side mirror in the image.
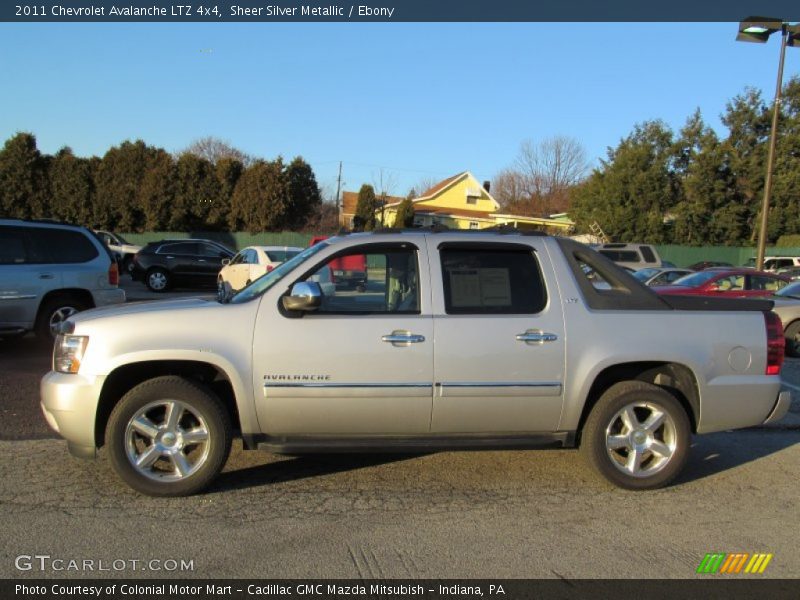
[221,258,231,266]
[282,281,322,312]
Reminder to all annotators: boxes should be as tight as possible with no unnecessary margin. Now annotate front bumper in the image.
[40,371,106,458]
[91,288,126,307]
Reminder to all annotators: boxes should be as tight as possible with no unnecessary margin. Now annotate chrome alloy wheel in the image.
[124,400,211,482]
[48,306,79,336]
[604,402,678,478]
[148,271,168,291]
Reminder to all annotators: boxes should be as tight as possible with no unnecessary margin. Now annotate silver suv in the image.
[40,230,788,496]
[0,219,125,339]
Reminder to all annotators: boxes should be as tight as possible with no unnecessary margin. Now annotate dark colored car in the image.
[131,239,235,292]
[687,260,733,271]
[653,268,789,298]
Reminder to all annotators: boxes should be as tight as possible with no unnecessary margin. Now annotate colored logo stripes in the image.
[697,553,773,574]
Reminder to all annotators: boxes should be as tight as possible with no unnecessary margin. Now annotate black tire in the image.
[580,380,691,490]
[785,321,800,358]
[146,268,171,292]
[106,376,232,496]
[35,294,90,340]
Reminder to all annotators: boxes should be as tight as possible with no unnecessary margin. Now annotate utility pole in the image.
[335,161,342,226]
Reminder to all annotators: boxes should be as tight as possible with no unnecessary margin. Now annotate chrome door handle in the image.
[382,330,425,346]
[516,329,558,344]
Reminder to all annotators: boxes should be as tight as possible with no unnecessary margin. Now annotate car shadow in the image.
[676,428,800,485]
[210,452,425,493]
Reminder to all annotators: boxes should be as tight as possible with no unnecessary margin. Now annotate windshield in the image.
[776,281,800,299]
[633,268,659,281]
[114,233,131,245]
[229,241,329,304]
[671,271,721,287]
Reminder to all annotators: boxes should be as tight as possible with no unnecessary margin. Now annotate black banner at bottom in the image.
[4,579,800,600]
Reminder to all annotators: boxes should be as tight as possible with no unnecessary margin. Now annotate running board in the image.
[246,432,576,453]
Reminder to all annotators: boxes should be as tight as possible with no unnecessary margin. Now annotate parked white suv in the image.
[0,219,125,339]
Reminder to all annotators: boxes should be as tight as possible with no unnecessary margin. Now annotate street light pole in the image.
[736,17,799,270]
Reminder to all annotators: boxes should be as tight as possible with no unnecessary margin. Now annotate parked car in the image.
[654,268,789,298]
[776,266,800,281]
[0,219,124,339]
[131,239,234,292]
[41,231,789,496]
[594,243,661,270]
[632,267,694,287]
[767,281,800,357]
[218,246,302,296]
[745,256,800,273]
[687,261,733,271]
[94,230,142,274]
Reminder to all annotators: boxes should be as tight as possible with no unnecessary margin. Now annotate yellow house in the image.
[378,171,575,232]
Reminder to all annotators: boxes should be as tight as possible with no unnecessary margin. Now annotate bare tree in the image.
[492,168,531,211]
[180,136,252,166]
[409,175,441,198]
[515,136,588,215]
[372,168,398,225]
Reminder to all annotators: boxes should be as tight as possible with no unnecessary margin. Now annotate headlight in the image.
[54,335,89,374]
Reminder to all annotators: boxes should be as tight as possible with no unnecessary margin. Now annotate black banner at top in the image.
[3,0,800,23]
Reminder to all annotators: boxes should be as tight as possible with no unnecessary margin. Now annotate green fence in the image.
[655,245,800,268]
[119,231,315,252]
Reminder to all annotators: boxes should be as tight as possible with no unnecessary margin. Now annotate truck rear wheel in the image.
[106,376,232,496]
[580,381,690,490]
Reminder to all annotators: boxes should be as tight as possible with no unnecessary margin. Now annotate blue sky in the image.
[1,22,798,199]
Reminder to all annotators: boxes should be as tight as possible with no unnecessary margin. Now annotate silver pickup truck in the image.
[40,230,791,496]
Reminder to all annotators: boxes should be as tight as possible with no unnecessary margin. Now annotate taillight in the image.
[266,265,274,273]
[108,262,119,286]
[764,311,784,375]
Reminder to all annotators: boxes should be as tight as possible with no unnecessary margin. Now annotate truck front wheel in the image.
[106,376,232,496]
[580,381,690,490]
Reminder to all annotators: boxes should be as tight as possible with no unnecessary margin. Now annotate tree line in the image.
[0,135,327,233]
[489,77,800,246]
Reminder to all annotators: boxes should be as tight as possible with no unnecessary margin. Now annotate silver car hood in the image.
[70,298,213,323]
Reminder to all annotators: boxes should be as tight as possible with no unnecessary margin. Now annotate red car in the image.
[309,235,368,291]
[654,268,789,298]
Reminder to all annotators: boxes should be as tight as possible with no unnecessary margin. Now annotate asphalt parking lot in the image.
[0,289,799,579]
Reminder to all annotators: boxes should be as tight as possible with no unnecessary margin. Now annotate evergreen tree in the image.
[94,140,160,231]
[393,197,415,228]
[570,121,678,243]
[229,159,288,233]
[169,153,220,231]
[0,132,48,219]
[48,147,96,225]
[137,150,175,231]
[353,184,378,231]
[284,156,322,230]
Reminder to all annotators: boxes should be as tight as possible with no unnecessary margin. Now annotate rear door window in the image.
[440,246,546,314]
[27,227,99,264]
[0,227,29,264]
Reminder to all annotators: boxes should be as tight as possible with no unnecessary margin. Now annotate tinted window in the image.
[599,250,640,262]
[27,228,99,264]
[158,242,197,255]
[244,249,258,264]
[440,247,546,314]
[639,246,657,263]
[0,228,28,264]
[750,275,786,291]
[265,250,298,262]
[198,243,228,258]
